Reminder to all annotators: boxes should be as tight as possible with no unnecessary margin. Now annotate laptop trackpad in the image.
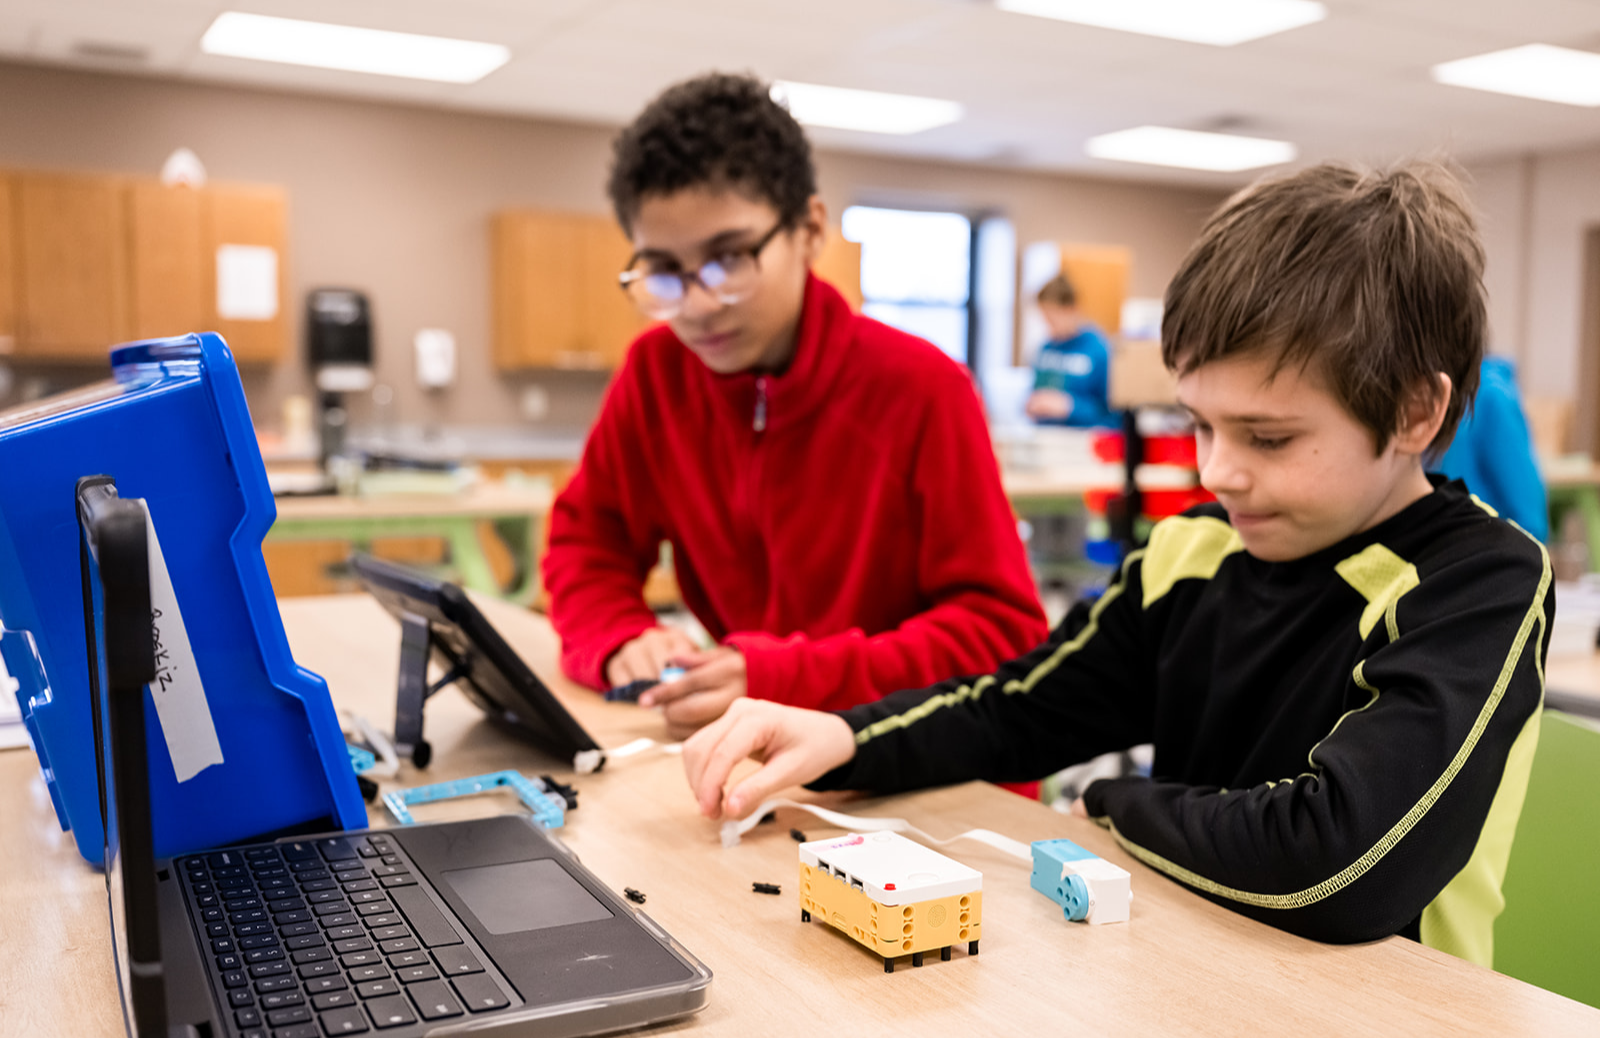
[442,860,613,933]
[394,817,699,1005]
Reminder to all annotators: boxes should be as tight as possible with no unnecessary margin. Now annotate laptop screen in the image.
[78,475,165,1037]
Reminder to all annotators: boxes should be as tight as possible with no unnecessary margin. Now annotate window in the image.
[841,206,972,365]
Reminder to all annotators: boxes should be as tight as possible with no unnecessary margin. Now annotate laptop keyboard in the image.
[181,832,515,1037]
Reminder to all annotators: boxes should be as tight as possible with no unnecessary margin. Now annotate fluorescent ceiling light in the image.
[1086,126,1296,171]
[1432,44,1600,107]
[200,12,509,84]
[996,0,1325,46]
[771,80,963,135]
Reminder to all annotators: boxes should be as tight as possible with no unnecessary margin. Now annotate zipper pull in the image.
[753,376,768,433]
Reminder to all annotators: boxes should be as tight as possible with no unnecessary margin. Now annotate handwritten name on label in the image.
[139,500,225,782]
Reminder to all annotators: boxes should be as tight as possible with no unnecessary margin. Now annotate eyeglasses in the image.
[618,220,787,320]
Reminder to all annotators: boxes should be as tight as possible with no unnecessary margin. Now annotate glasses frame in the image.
[617,219,789,318]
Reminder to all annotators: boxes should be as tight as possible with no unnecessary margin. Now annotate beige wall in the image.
[0,60,1222,438]
[1467,150,1600,455]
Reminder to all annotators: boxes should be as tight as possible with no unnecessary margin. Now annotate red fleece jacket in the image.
[543,275,1047,711]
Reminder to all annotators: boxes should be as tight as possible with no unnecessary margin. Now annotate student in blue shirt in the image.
[1025,273,1115,428]
[1435,355,1548,540]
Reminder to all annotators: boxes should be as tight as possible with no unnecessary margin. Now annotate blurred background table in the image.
[265,478,552,602]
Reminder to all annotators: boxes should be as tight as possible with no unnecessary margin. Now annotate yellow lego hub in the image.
[798,832,983,973]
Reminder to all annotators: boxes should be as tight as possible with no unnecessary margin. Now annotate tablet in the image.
[349,553,601,767]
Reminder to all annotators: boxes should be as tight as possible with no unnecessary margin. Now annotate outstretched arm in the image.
[684,549,1157,816]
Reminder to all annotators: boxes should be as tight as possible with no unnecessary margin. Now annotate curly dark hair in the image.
[607,72,817,236]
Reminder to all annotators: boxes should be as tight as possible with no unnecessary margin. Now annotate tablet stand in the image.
[392,611,469,769]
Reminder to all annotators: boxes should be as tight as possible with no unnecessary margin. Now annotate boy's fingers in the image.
[607,644,651,685]
[682,703,857,820]
[668,648,722,669]
[684,711,770,818]
[638,677,687,707]
[639,670,703,706]
[643,630,693,672]
[641,655,736,707]
[723,712,857,818]
[607,627,691,687]
[723,754,807,819]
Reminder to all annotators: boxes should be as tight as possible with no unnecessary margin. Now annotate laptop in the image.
[78,476,711,1037]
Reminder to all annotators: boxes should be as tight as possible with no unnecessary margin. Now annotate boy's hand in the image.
[606,626,697,687]
[1025,388,1074,420]
[682,699,857,819]
[641,647,746,738]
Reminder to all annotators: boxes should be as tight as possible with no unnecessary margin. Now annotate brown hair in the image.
[1037,273,1078,308]
[1161,160,1485,455]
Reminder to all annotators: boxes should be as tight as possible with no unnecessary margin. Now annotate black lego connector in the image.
[623,887,646,905]
[752,882,781,895]
[539,774,579,810]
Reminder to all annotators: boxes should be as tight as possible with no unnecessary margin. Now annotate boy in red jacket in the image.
[541,73,1046,736]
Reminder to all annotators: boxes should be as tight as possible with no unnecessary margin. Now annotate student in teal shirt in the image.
[1026,273,1115,428]
[1435,355,1548,540]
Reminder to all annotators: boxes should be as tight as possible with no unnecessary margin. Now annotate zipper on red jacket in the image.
[753,376,769,433]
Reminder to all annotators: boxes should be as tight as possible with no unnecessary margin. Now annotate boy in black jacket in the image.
[682,160,1550,967]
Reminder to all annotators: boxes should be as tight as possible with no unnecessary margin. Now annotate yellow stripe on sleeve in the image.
[1334,543,1420,642]
[1140,516,1243,609]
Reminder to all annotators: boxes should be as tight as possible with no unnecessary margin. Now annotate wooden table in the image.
[267,480,552,603]
[3,595,1598,1036]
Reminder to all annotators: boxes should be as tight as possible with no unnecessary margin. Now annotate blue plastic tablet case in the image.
[0,332,367,862]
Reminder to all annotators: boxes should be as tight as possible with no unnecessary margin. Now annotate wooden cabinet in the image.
[1,169,289,363]
[813,229,862,310]
[1055,243,1131,336]
[0,175,15,358]
[581,217,648,369]
[203,183,289,364]
[492,209,648,371]
[128,181,206,341]
[14,171,130,359]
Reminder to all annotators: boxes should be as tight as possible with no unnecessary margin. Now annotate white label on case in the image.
[138,500,225,782]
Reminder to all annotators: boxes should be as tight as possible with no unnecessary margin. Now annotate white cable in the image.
[340,711,400,778]
[720,797,1033,862]
[573,738,683,775]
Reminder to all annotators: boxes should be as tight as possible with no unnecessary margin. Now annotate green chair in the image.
[1495,710,1600,1008]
